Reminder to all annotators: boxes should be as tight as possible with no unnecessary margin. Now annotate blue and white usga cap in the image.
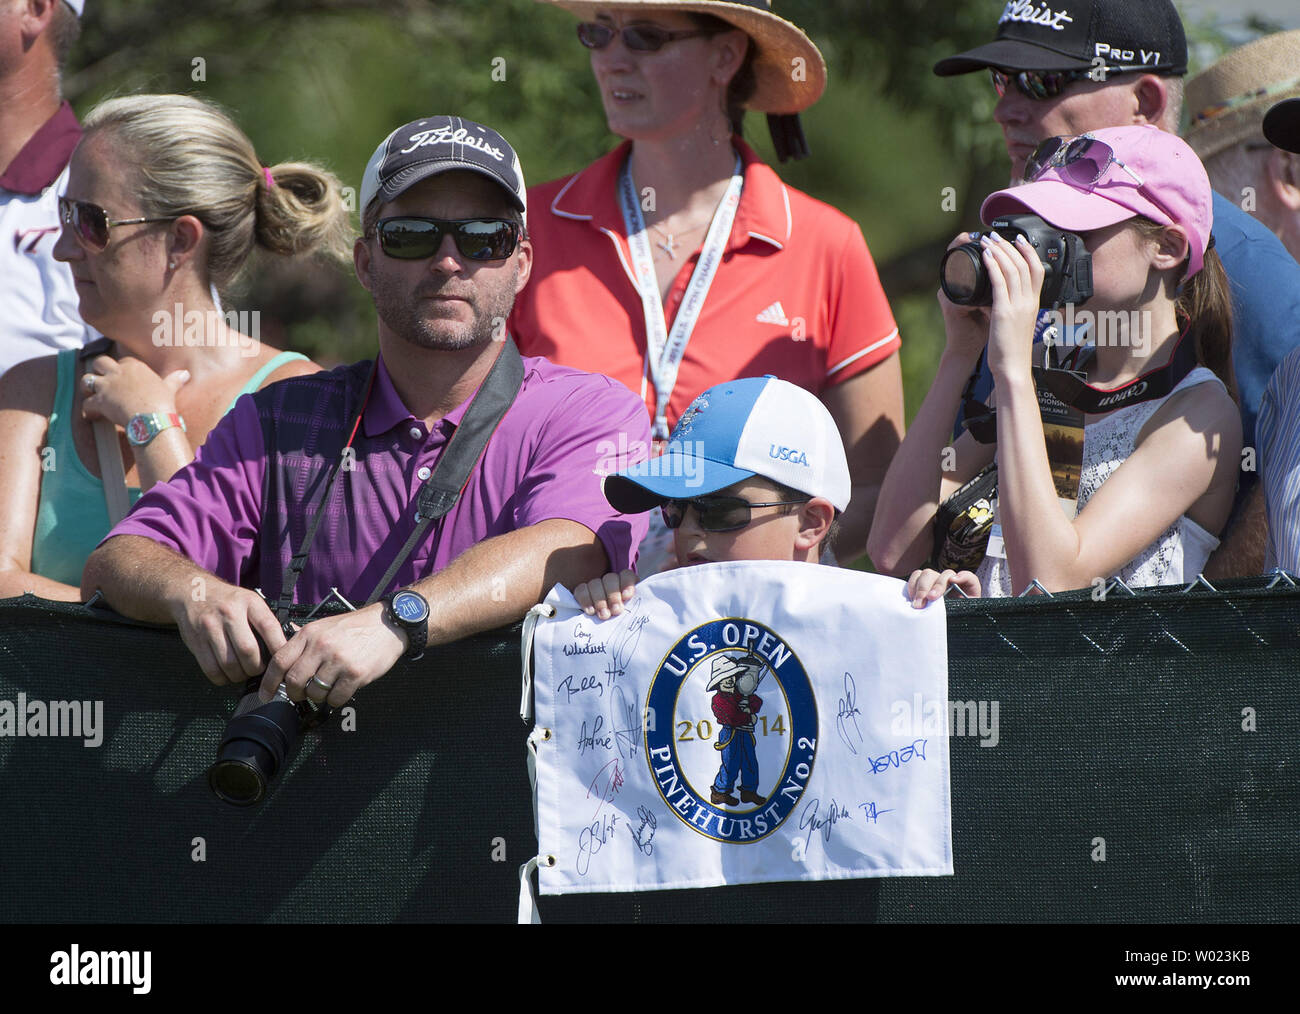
[359,115,527,224]
[603,376,851,514]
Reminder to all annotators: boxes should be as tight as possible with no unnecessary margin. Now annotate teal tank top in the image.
[30,348,307,586]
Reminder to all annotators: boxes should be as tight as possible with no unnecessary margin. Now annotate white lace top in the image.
[977,367,1225,597]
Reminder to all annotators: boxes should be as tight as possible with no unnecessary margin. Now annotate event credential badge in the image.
[527,561,954,895]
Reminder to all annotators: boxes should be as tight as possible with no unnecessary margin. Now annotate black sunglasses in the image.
[661,494,810,533]
[58,197,175,252]
[374,217,520,261]
[577,21,717,52]
[990,65,1148,102]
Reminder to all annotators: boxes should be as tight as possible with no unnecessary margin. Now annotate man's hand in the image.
[171,583,287,685]
[259,604,407,709]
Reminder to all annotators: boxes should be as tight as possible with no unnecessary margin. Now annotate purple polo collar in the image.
[363,352,476,438]
[1,101,82,195]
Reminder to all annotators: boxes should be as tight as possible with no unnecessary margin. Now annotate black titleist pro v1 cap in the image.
[934,0,1188,77]
[359,116,527,222]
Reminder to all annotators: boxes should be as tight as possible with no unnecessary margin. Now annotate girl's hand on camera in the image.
[937,232,993,362]
[983,232,1045,380]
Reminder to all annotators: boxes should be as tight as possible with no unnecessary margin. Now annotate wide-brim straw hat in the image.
[535,0,827,114]
[1185,29,1300,162]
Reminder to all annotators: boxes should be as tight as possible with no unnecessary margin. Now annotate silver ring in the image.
[309,675,334,692]
[82,373,96,393]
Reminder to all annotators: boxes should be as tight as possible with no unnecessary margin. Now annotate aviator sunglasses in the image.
[1022,133,1181,223]
[661,494,810,533]
[374,217,520,261]
[58,197,176,252]
[577,21,718,52]
[990,66,1149,102]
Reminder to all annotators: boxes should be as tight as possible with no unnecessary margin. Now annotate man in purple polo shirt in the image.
[82,116,651,707]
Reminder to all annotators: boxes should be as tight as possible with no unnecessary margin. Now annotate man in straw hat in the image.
[512,1,903,571]
[1186,30,1300,263]
[933,0,1300,578]
[1254,83,1300,576]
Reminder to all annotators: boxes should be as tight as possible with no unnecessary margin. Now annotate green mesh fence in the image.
[1,580,1296,923]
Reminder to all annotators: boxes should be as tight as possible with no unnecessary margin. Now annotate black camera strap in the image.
[274,339,526,622]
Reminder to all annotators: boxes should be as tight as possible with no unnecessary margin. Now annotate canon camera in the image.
[940,214,1093,310]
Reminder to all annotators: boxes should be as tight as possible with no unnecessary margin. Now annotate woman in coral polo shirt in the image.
[513,0,903,568]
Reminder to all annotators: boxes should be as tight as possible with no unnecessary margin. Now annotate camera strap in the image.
[274,339,526,622]
[1033,325,1198,415]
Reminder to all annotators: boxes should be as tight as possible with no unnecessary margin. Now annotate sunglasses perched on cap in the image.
[661,494,810,533]
[58,197,176,252]
[990,66,1153,102]
[1021,133,1182,224]
[576,21,719,52]
[374,217,520,261]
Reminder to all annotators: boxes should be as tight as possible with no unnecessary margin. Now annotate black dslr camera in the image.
[207,623,334,806]
[940,214,1093,310]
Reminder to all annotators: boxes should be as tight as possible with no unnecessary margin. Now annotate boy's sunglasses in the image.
[661,494,809,533]
[374,217,520,261]
[990,66,1146,102]
[58,197,175,252]
[577,21,717,52]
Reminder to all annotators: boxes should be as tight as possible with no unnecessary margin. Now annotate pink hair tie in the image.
[263,167,274,189]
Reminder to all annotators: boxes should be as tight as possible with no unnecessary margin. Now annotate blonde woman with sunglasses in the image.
[0,94,350,601]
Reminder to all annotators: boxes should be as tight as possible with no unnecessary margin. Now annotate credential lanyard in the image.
[619,154,743,442]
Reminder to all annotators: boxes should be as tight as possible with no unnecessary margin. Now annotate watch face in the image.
[126,415,154,445]
[392,590,429,625]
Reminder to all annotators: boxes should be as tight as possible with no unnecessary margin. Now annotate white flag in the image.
[529,561,953,895]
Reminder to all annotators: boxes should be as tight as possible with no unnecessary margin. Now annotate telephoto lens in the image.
[207,676,302,806]
[939,214,1093,310]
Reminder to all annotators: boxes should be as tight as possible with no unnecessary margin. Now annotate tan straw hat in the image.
[1184,30,1300,162]
[535,0,827,114]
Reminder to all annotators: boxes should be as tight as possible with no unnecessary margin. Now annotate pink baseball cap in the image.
[981,124,1213,278]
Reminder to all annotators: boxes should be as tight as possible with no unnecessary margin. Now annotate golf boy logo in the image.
[645,618,817,843]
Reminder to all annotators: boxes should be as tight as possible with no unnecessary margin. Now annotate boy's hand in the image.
[906,568,982,608]
[573,569,638,619]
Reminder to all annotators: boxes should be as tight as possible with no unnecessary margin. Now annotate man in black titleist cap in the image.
[934,0,1300,579]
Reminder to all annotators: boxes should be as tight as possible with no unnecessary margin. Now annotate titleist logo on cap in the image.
[999,0,1074,31]
[400,125,505,162]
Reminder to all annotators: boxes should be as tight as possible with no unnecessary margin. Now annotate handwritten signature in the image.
[577,714,613,755]
[799,796,851,849]
[557,673,603,702]
[609,682,643,761]
[576,812,619,877]
[836,672,863,755]
[563,622,606,657]
[629,805,657,856]
[868,739,928,775]
[586,757,625,819]
[858,801,894,824]
[605,607,650,686]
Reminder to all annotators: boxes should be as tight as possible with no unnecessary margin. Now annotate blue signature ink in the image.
[557,673,603,702]
[836,672,863,755]
[629,805,657,857]
[577,714,613,755]
[868,738,928,775]
[799,796,851,848]
[609,682,642,760]
[605,606,649,685]
[576,812,619,877]
[858,801,894,823]
[563,622,606,657]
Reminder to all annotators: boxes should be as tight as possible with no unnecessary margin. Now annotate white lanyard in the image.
[618,154,744,442]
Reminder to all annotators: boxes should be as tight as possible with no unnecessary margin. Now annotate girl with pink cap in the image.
[870,124,1241,600]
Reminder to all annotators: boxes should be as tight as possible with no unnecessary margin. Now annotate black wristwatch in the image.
[383,589,430,661]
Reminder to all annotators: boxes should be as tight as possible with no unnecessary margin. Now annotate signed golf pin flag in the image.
[525,561,953,897]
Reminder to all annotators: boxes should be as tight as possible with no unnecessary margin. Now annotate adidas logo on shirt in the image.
[756,301,789,326]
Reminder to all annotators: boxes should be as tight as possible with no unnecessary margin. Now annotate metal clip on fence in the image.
[1104,577,1137,597]
[1016,579,1054,598]
[1265,569,1298,589]
[1181,574,1219,594]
